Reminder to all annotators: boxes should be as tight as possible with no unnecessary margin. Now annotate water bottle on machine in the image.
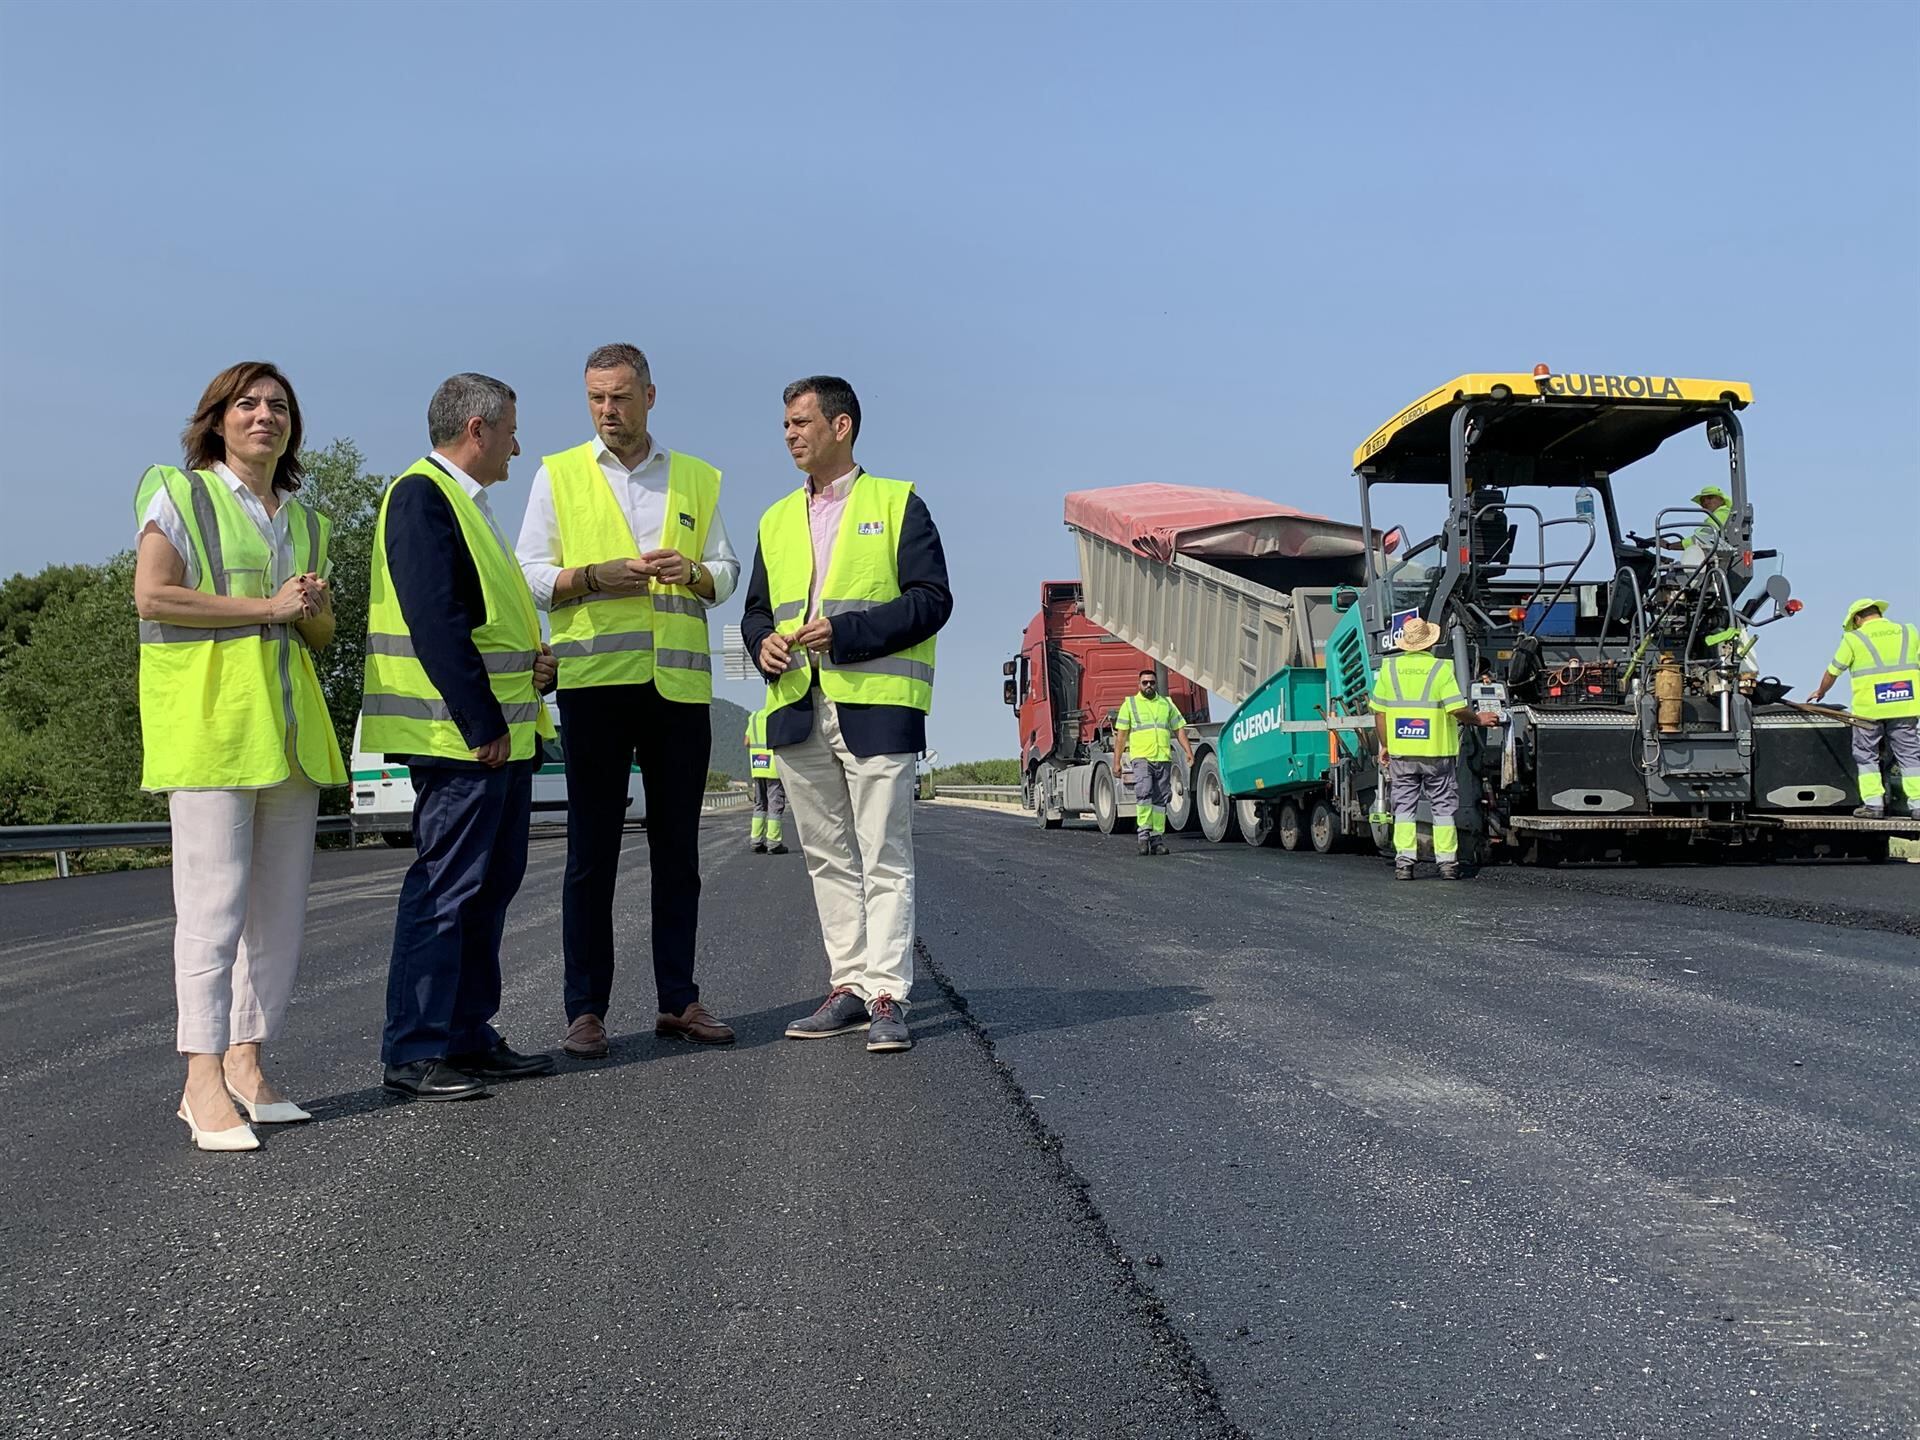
[1574,486,1597,528]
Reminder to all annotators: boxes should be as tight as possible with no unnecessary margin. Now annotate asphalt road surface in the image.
[2,805,1915,1439]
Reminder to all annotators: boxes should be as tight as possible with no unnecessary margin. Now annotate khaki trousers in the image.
[775,690,917,1009]
[168,775,320,1054]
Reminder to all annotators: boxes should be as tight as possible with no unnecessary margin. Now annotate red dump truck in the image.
[1005,580,1208,831]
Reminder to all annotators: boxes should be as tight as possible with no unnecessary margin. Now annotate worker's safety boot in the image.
[1853,806,1884,820]
[1137,833,1152,856]
[1150,839,1171,856]
[1438,862,1463,881]
[1393,860,1415,881]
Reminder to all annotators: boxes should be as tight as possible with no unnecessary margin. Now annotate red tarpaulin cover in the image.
[1063,484,1367,564]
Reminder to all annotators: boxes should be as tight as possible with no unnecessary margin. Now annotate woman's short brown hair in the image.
[181,361,305,491]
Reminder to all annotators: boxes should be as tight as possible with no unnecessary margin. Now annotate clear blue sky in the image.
[2,1,1914,761]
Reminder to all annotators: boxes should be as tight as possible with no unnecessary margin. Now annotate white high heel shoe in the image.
[227,1086,312,1125]
[178,1096,260,1152]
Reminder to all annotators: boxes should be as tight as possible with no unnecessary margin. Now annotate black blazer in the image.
[740,486,952,758]
[381,462,505,768]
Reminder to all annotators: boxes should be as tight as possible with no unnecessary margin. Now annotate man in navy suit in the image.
[367,374,559,1101]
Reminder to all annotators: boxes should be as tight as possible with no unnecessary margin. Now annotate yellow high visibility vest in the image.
[359,459,554,761]
[1117,692,1183,762]
[1369,652,1466,757]
[746,707,780,780]
[1830,617,1920,719]
[542,442,719,701]
[758,474,935,719]
[134,465,346,792]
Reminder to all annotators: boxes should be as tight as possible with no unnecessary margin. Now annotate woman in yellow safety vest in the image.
[132,361,346,1151]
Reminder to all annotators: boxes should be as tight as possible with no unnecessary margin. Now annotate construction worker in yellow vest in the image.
[1370,617,1500,880]
[744,705,788,854]
[514,343,742,1059]
[1808,598,1920,818]
[1662,482,1733,567]
[1114,667,1193,856]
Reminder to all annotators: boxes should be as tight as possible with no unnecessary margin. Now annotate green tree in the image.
[0,562,96,659]
[0,440,386,827]
[931,758,1020,786]
[0,553,155,825]
[298,438,388,787]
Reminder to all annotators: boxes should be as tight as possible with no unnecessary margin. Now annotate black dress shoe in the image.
[383,1059,488,1102]
[445,1040,557,1082]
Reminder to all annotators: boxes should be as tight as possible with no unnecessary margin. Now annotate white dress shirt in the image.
[515,435,739,611]
[429,450,514,558]
[138,461,296,590]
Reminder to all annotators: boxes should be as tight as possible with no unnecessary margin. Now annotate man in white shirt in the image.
[515,344,740,1058]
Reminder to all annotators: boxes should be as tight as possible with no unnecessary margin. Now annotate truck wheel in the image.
[1277,802,1305,852]
[1092,765,1134,835]
[1308,799,1339,854]
[1032,763,1064,829]
[1195,752,1240,843]
[1237,799,1275,847]
[1167,761,1195,833]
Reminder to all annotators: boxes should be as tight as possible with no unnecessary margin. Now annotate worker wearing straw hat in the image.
[1370,617,1499,880]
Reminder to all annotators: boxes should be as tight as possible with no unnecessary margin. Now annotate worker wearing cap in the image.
[1370,617,1498,880]
[1808,599,1920,818]
[1114,668,1193,856]
[744,705,788,854]
[1662,483,1732,565]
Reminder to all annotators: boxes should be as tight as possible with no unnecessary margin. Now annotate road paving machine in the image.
[1341,367,1916,864]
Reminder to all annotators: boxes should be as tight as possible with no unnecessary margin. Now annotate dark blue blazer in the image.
[740,486,952,759]
[381,462,505,768]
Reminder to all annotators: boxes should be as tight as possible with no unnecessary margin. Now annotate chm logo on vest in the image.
[1396,718,1430,740]
[857,521,885,535]
[1877,680,1915,705]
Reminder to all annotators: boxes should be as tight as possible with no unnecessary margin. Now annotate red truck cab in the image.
[1005,581,1207,827]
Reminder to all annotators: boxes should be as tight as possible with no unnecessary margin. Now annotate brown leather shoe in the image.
[562,1013,609,1058]
[655,1001,735,1046]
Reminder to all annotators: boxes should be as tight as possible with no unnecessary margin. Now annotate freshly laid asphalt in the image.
[2,805,1915,1438]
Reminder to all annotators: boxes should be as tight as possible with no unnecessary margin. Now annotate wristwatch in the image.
[689,561,707,589]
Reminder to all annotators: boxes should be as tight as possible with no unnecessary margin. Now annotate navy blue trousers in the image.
[382,759,533,1066]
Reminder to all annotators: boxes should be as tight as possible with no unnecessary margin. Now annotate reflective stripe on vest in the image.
[1373,653,1463,757]
[758,474,935,718]
[359,459,555,761]
[134,465,346,792]
[1840,620,1920,718]
[543,442,719,700]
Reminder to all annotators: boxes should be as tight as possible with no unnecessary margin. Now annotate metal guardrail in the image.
[4,796,756,879]
[933,784,1024,806]
[0,817,354,878]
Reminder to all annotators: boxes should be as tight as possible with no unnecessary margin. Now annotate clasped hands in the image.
[267,573,330,623]
[585,549,695,595]
[758,617,832,676]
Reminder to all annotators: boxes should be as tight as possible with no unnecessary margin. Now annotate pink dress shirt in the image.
[806,467,862,619]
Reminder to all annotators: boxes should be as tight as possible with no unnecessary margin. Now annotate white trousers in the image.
[776,691,917,1010]
[168,776,320,1054]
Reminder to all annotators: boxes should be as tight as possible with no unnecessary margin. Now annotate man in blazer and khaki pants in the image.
[740,376,951,1053]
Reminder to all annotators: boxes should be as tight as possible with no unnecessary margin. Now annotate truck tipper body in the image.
[1010,484,1374,841]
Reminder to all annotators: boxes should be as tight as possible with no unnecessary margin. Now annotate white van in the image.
[349,696,645,846]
